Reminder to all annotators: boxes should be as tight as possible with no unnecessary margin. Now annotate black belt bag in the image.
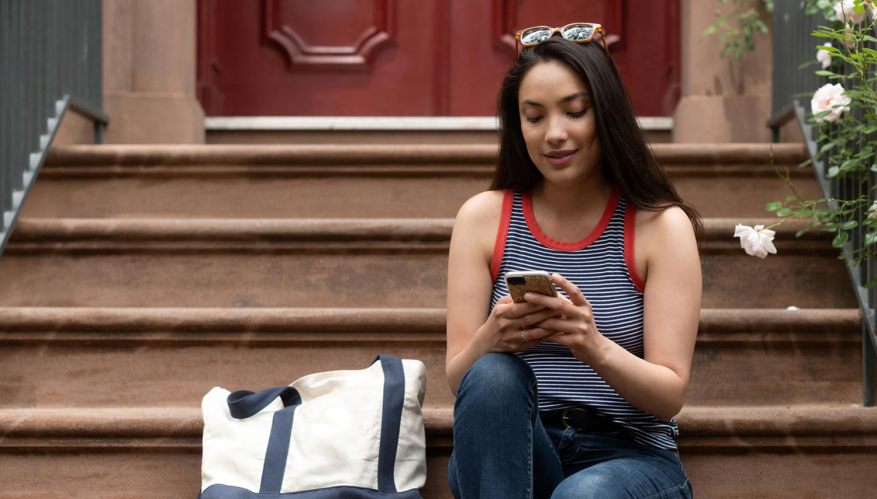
[541,407,623,434]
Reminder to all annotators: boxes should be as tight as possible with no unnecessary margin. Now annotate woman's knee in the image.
[457,353,536,398]
[550,470,616,499]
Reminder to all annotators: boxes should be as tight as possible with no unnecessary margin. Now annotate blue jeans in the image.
[448,353,693,499]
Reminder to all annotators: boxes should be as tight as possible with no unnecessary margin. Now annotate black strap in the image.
[226,386,301,420]
[259,405,296,493]
[375,354,406,493]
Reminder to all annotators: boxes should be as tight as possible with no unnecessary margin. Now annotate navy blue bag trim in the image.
[375,354,405,493]
[201,484,423,498]
[204,354,412,498]
[260,405,297,493]
[227,386,301,420]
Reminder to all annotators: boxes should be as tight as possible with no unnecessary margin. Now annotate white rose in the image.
[811,83,851,123]
[835,0,866,24]
[734,224,777,259]
[817,42,832,69]
[868,200,877,219]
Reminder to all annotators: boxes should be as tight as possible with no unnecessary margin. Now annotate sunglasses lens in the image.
[520,27,552,46]
[562,23,595,41]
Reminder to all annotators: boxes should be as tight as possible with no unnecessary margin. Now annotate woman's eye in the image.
[568,110,587,118]
[524,116,542,123]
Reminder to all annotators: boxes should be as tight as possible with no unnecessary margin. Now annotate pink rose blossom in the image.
[811,83,851,123]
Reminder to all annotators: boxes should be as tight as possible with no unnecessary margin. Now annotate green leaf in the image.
[819,142,836,154]
[777,208,793,217]
[833,231,849,248]
[841,158,860,171]
[765,201,783,212]
[865,232,877,246]
[815,70,838,76]
[841,220,859,230]
[828,166,840,177]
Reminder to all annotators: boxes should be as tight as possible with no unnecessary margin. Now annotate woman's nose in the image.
[545,117,568,144]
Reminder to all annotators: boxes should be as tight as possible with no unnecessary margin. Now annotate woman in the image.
[445,24,701,498]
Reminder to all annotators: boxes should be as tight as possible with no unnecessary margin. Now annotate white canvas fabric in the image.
[200,356,427,497]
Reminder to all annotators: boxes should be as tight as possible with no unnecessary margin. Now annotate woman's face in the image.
[518,59,601,188]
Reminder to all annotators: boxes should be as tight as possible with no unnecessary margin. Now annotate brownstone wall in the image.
[673,0,773,142]
[102,0,204,144]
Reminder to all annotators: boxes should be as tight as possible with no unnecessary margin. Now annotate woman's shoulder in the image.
[634,204,698,257]
[455,189,508,227]
[634,204,691,233]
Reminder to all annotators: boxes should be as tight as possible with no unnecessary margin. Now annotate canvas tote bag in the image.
[199,354,427,498]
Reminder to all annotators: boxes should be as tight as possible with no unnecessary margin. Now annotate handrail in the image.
[0,96,109,254]
[0,0,104,257]
[770,1,877,407]
[769,102,877,407]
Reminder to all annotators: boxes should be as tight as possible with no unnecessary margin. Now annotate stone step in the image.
[24,143,818,219]
[1,405,875,498]
[0,307,861,408]
[200,116,672,144]
[0,218,856,309]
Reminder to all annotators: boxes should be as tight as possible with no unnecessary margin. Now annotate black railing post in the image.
[866,324,875,407]
[0,0,106,256]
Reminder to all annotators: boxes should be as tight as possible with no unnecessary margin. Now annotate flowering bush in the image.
[734,0,877,278]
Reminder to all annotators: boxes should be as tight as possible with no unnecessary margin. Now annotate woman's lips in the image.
[544,150,577,166]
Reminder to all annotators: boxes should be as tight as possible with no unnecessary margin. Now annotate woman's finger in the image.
[534,317,581,335]
[522,291,578,318]
[551,273,590,307]
[520,308,562,328]
[501,301,546,319]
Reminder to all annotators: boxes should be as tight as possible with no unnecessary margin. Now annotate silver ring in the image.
[521,327,529,342]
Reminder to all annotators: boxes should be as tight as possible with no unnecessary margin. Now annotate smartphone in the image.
[504,270,558,303]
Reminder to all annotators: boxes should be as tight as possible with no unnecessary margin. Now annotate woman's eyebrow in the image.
[521,92,590,108]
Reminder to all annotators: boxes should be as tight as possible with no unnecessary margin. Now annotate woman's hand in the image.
[477,295,559,353]
[522,273,608,365]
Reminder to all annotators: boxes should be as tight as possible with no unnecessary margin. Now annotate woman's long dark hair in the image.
[491,37,703,241]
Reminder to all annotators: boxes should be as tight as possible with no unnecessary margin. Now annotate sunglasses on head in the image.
[514,22,608,58]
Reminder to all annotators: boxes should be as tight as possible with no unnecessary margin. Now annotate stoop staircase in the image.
[1,142,877,497]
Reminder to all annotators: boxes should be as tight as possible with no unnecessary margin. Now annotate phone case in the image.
[507,273,556,303]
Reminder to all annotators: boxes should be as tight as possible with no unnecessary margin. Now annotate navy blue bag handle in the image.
[226,386,301,420]
[375,354,405,493]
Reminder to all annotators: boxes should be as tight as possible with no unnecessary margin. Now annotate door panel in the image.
[197,0,680,116]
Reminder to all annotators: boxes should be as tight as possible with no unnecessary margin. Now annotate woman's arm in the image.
[445,191,558,394]
[525,206,701,420]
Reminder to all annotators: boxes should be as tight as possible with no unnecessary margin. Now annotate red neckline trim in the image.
[522,190,619,251]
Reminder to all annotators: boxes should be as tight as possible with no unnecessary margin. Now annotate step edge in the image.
[45,143,807,166]
[7,218,829,243]
[1,405,874,440]
[202,116,672,132]
[0,307,860,335]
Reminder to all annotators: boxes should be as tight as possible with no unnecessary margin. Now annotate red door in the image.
[197,0,680,116]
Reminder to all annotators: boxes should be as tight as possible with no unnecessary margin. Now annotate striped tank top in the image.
[489,189,679,449]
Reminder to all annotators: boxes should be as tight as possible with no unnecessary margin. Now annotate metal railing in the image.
[1,0,107,255]
[770,5,876,406]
